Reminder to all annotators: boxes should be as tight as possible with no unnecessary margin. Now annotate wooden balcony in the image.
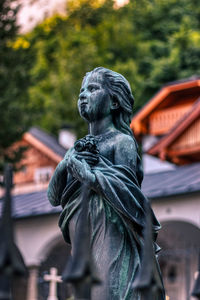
[149,104,192,136]
[171,118,200,150]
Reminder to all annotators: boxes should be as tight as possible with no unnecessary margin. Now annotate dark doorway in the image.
[38,240,72,300]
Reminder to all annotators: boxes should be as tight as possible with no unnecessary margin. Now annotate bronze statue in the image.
[47,67,164,299]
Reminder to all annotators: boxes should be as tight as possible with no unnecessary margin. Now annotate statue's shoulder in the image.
[114,132,137,165]
[117,132,133,141]
[115,132,136,149]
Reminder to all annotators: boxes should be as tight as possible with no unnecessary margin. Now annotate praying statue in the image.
[47,67,164,299]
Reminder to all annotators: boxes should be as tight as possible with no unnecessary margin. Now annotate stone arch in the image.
[37,235,72,300]
[158,215,200,230]
[37,232,65,264]
[157,220,200,300]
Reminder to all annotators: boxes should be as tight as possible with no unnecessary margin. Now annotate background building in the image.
[131,76,200,300]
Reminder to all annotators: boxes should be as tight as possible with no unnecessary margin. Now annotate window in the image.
[34,167,53,184]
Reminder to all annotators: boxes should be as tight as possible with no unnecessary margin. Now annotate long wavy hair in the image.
[86,67,134,137]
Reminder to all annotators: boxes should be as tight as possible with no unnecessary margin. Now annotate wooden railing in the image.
[172,118,200,150]
[149,104,192,135]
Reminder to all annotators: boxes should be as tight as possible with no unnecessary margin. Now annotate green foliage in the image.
[0,0,34,171]
[15,0,200,138]
[128,0,200,100]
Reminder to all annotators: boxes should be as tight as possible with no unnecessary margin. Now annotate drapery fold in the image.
[55,154,160,251]
[48,144,163,299]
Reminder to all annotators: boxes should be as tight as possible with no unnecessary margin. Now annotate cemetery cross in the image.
[44,267,62,300]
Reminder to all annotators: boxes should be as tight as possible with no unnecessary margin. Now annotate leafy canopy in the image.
[0,0,35,171]
[12,0,200,139]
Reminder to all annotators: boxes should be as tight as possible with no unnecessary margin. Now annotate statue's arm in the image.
[114,134,138,170]
[47,149,72,206]
[47,159,67,206]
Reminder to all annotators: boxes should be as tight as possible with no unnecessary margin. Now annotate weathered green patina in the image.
[47,67,164,299]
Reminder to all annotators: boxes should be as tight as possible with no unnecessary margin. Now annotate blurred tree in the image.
[0,0,35,172]
[24,0,142,137]
[128,0,200,102]
[20,0,200,138]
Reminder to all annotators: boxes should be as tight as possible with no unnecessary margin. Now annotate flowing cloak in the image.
[48,140,162,300]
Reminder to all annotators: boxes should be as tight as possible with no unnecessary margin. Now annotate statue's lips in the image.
[80,102,88,107]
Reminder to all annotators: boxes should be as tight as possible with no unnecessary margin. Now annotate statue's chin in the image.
[79,109,90,122]
[79,106,94,122]
[79,106,105,123]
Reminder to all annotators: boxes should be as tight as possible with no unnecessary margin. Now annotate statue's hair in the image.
[84,67,143,185]
[85,67,134,137]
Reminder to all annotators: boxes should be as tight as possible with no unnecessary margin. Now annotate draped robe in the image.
[48,131,162,299]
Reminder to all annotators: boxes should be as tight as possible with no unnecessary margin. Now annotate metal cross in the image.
[0,164,27,300]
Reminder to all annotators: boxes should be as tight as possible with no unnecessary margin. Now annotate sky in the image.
[17,0,129,33]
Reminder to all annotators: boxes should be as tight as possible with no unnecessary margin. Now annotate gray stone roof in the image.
[142,162,200,199]
[0,162,200,219]
[29,127,66,158]
[0,190,61,219]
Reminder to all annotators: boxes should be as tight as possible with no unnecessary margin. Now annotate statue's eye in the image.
[88,84,99,92]
[90,87,96,92]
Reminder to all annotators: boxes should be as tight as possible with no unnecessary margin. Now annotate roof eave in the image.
[23,132,63,163]
[131,78,200,136]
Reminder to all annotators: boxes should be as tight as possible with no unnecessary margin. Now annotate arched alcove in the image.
[37,233,64,263]
[38,238,72,300]
[157,220,200,300]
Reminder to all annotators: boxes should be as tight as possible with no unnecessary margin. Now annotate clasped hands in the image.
[67,151,98,185]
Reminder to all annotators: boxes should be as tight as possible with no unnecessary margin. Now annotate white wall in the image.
[152,193,200,229]
[14,193,200,267]
[14,214,63,266]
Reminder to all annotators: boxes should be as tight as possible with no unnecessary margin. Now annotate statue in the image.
[47,67,164,299]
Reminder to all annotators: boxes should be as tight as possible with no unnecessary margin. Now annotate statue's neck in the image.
[89,115,115,136]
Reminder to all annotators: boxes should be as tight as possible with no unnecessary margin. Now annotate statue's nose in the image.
[79,92,87,101]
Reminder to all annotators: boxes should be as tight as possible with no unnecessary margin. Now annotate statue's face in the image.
[78,72,111,122]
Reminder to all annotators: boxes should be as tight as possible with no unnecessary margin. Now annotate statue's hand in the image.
[67,154,95,185]
[75,151,99,166]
